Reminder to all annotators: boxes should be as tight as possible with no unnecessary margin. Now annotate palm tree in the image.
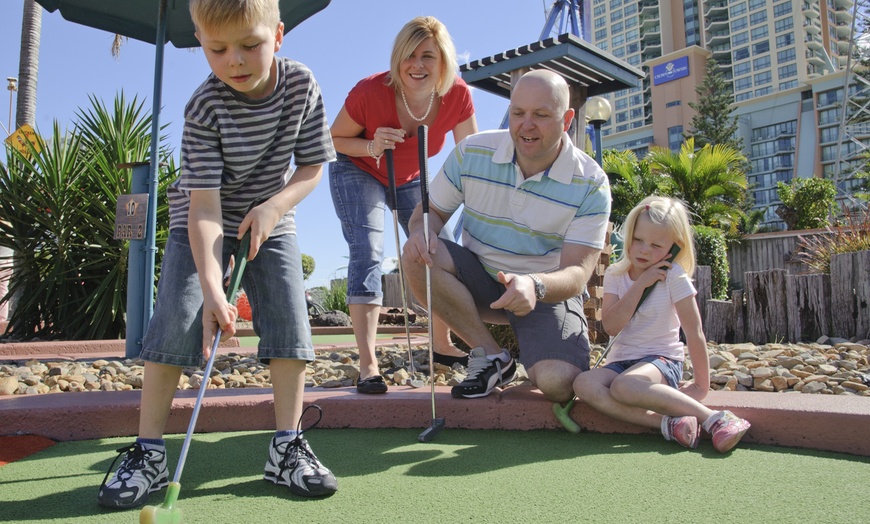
[16,0,42,128]
[647,138,749,236]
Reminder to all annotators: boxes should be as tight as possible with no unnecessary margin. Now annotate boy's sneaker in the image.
[97,442,168,509]
[661,415,700,449]
[703,410,751,453]
[451,348,516,399]
[264,404,338,497]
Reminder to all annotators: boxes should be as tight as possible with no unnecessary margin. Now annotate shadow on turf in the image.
[1,429,860,522]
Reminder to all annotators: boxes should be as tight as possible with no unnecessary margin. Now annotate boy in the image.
[98,0,337,508]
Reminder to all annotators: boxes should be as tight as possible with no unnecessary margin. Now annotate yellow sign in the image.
[4,124,42,157]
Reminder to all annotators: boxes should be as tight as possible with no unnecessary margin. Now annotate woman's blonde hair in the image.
[190,0,280,34]
[387,16,458,98]
[610,195,696,277]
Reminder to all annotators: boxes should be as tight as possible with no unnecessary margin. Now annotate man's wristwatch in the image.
[528,273,546,300]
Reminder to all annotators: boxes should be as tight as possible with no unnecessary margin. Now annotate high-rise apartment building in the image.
[589,0,867,228]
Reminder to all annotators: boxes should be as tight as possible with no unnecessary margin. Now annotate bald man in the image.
[403,70,611,402]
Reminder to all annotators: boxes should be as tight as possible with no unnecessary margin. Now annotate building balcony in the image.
[803,4,820,18]
[834,8,853,23]
[835,22,852,38]
[805,38,824,52]
[639,15,660,30]
[704,0,727,16]
[808,53,829,68]
[833,0,853,10]
[639,2,659,17]
[708,30,730,45]
[705,16,729,30]
[803,21,821,34]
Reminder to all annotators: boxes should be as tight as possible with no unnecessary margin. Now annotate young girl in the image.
[573,196,750,452]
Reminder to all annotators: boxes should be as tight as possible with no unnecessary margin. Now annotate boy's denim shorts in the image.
[603,355,684,389]
[329,153,421,306]
[442,240,590,371]
[139,229,314,368]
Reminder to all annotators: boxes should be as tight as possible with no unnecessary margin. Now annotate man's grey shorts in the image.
[443,240,590,371]
[139,229,314,368]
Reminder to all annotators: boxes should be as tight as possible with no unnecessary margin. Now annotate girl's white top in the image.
[603,262,696,362]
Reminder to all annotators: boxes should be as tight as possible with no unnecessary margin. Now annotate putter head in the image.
[406,378,425,388]
[552,400,582,434]
[417,417,446,442]
[139,482,182,524]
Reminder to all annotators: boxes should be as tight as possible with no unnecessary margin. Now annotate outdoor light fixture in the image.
[586,95,612,167]
[6,77,17,136]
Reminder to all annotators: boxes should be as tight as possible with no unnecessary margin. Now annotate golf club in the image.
[416,124,446,443]
[553,244,681,433]
[140,232,251,524]
[385,149,424,389]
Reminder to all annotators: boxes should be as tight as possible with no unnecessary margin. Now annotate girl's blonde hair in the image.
[387,16,458,98]
[190,0,281,34]
[610,195,696,277]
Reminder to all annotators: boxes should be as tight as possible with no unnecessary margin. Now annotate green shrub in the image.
[776,177,836,230]
[694,225,729,299]
[794,206,870,273]
[301,254,315,281]
[322,279,349,315]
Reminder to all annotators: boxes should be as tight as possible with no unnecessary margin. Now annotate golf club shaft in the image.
[172,232,250,483]
[385,150,416,375]
[418,124,437,420]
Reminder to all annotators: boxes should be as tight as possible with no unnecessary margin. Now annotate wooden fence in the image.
[705,250,870,344]
[726,229,823,290]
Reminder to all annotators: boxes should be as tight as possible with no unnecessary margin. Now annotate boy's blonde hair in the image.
[387,16,458,98]
[189,0,281,34]
[610,195,697,277]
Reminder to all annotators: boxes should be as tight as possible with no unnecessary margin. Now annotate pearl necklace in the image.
[401,88,436,122]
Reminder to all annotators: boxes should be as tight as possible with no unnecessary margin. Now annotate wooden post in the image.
[745,269,788,344]
[785,273,832,342]
[831,250,870,340]
[694,266,711,326]
[731,290,745,342]
[704,299,732,343]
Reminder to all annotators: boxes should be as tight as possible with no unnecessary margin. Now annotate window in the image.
[627,42,639,54]
[595,29,607,41]
[613,46,625,57]
[736,92,753,102]
[749,0,766,10]
[611,9,623,21]
[612,34,625,46]
[751,26,769,41]
[734,62,752,76]
[626,29,639,41]
[625,15,638,28]
[778,63,797,79]
[630,107,644,119]
[595,16,607,28]
[753,41,770,55]
[612,21,624,33]
[755,86,772,97]
[628,54,641,65]
[777,48,796,63]
[734,47,750,61]
[776,32,795,47]
[749,11,768,25]
[615,98,628,110]
[624,3,637,15]
[730,2,747,16]
[666,100,682,107]
[733,31,749,46]
[732,17,748,31]
[668,126,684,152]
[735,77,752,91]
[754,71,772,85]
[753,56,771,70]
[609,0,621,8]
[773,2,793,17]
[775,17,794,33]
[594,4,606,16]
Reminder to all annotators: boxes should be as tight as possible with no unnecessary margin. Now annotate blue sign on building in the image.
[653,56,690,85]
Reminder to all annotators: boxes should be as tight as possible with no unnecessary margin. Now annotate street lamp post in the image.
[6,77,17,136]
[586,96,612,167]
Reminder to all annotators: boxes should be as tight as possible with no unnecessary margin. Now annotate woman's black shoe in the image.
[433,352,469,367]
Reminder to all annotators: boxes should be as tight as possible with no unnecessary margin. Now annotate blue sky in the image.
[2,0,556,288]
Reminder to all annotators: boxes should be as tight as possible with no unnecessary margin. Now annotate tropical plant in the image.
[775,177,837,230]
[0,93,174,340]
[647,138,749,237]
[602,149,669,225]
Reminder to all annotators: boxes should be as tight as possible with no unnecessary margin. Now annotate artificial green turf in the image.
[237,332,404,346]
[2,429,868,523]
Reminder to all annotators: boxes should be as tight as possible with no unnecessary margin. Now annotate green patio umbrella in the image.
[32,0,331,357]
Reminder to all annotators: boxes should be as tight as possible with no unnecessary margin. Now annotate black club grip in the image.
[385,149,398,210]
[417,124,429,213]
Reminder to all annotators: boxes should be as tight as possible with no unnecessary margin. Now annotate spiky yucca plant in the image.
[0,93,174,340]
